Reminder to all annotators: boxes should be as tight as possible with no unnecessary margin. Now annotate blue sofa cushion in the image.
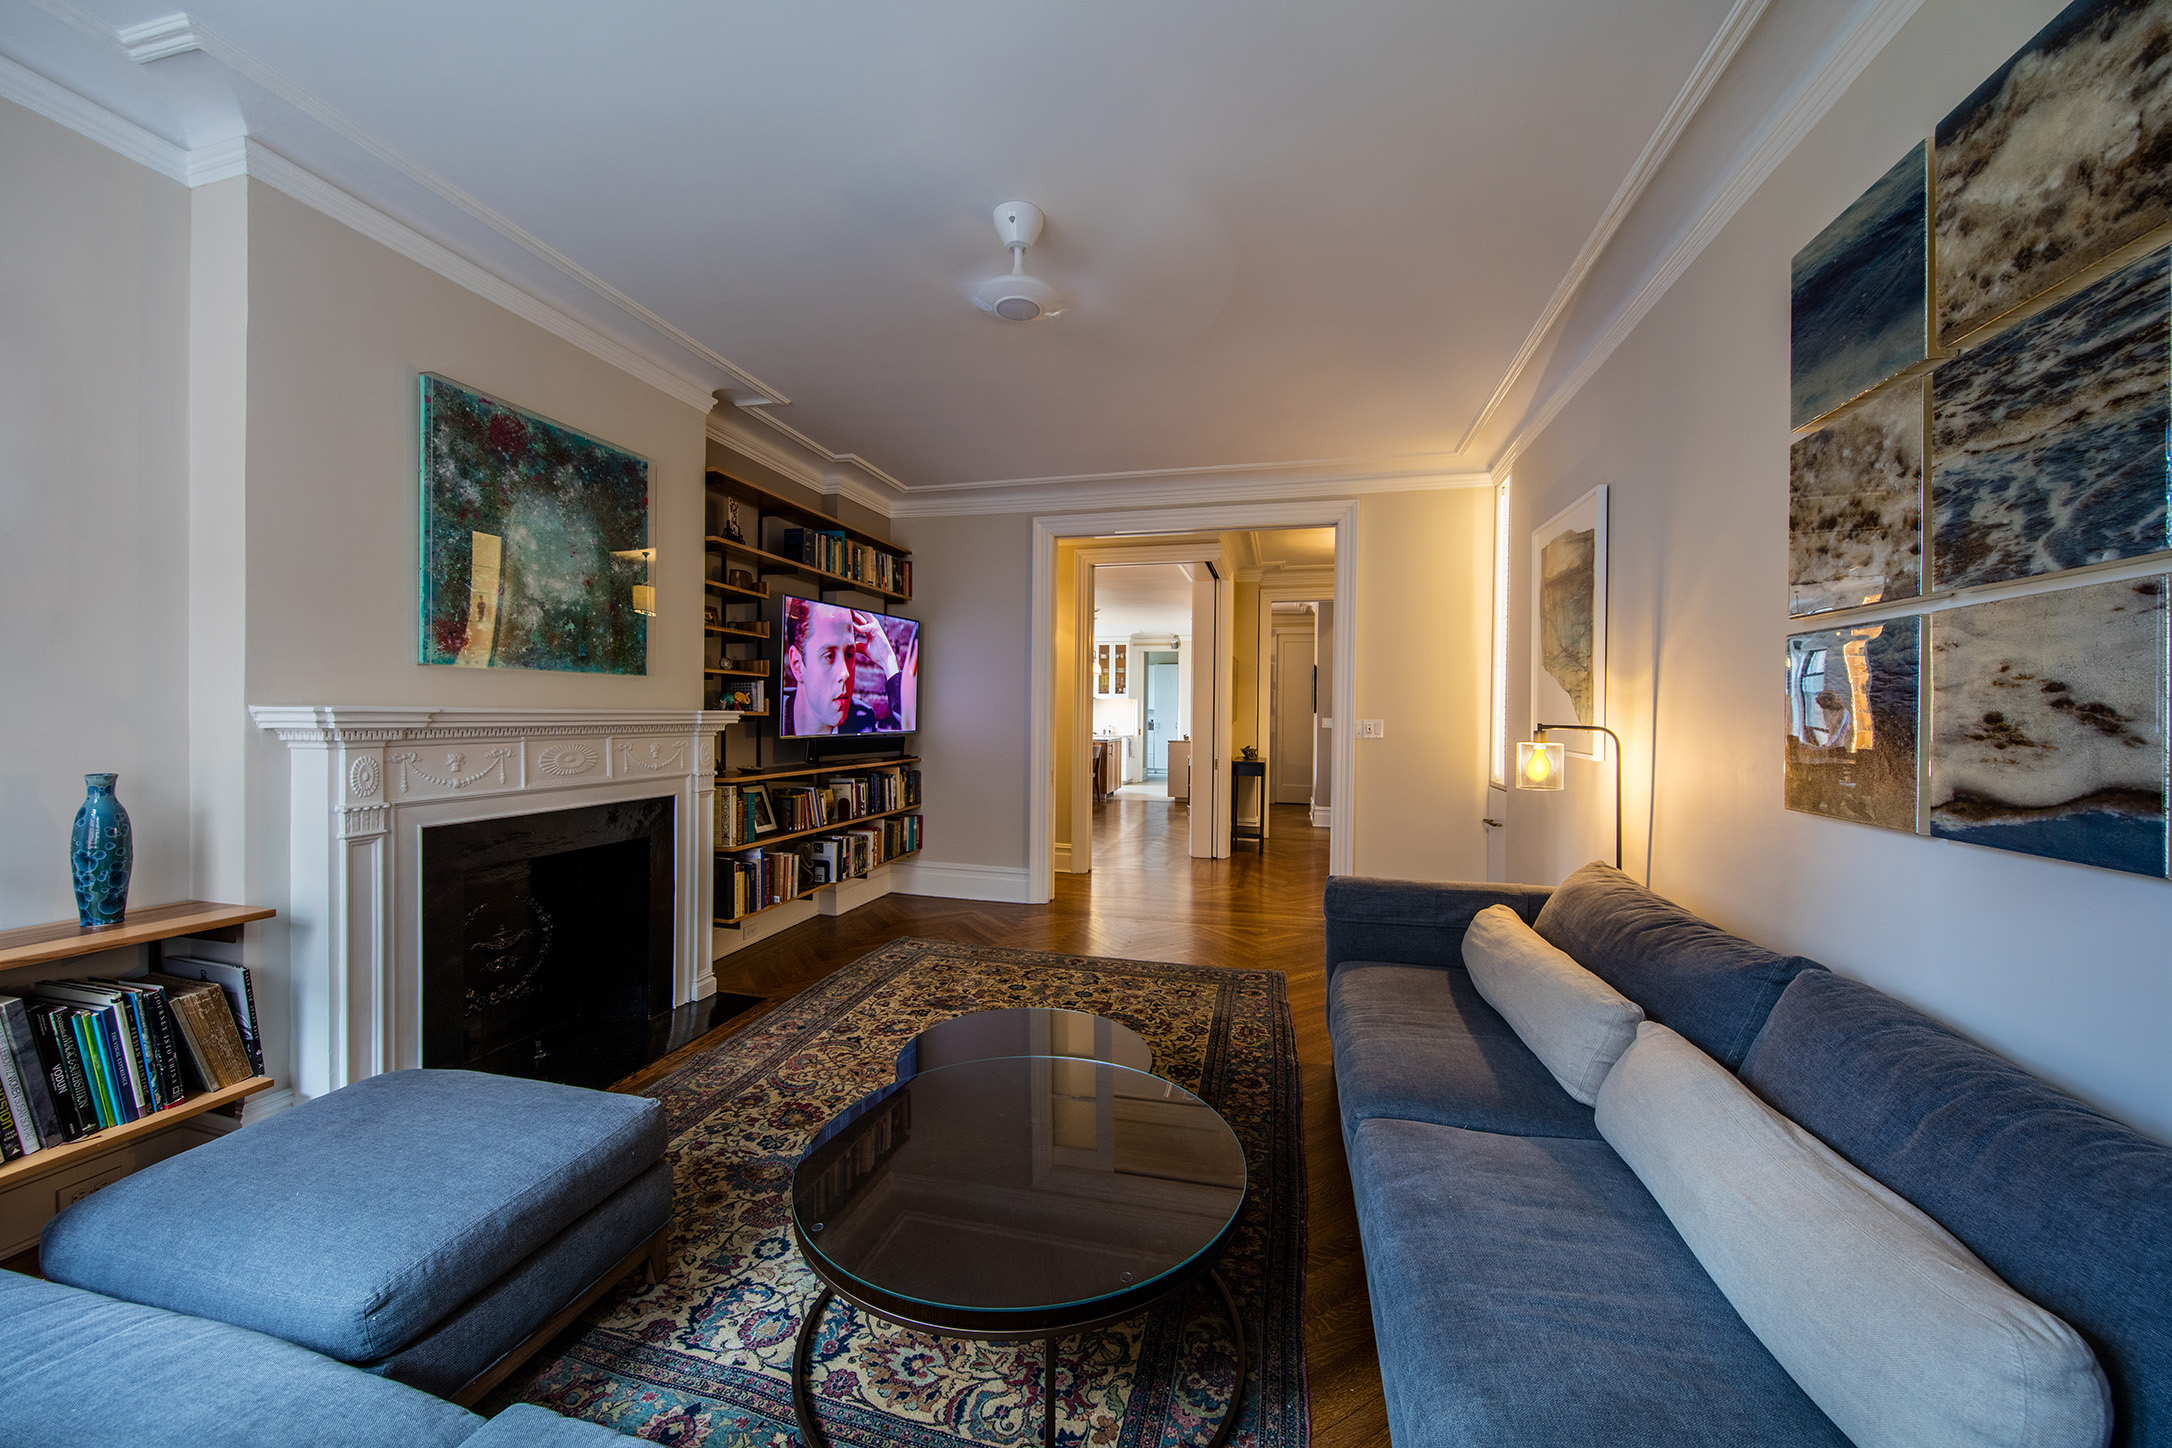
[1329,963,1599,1141]
[1741,970,2172,1448]
[41,1069,667,1363]
[1324,876,1551,978]
[362,1159,673,1397]
[462,1405,640,1446]
[0,1270,480,1448]
[1533,862,1821,1068]
[1345,1117,1850,1448]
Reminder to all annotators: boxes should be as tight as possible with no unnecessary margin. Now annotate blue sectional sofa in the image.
[1326,863,2172,1448]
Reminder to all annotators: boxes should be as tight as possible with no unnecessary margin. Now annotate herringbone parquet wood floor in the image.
[620,796,1387,1447]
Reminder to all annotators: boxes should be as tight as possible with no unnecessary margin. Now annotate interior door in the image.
[1146,662,1177,773]
[1271,628,1316,803]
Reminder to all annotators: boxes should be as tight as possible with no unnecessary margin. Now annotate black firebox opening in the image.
[422,797,675,1089]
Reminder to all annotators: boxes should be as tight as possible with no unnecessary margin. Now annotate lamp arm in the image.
[1532,723,1624,871]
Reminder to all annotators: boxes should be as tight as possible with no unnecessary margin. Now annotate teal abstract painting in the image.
[419,375,651,674]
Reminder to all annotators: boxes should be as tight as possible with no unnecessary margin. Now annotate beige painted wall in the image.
[888,511,1035,873]
[1500,0,2171,1138]
[1348,489,1492,880]
[1232,579,1261,756]
[0,102,193,926]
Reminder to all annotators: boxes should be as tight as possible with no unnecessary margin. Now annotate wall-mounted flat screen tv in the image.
[780,598,919,738]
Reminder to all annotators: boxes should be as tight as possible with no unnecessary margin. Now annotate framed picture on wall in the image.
[1530,485,1608,761]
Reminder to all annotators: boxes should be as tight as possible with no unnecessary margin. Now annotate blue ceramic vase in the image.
[70,773,133,928]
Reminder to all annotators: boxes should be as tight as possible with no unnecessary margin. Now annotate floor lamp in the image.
[1515,722,1623,870]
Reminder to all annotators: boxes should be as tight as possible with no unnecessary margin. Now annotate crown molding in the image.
[890,460,1491,518]
[239,141,720,413]
[705,406,904,519]
[1454,0,1771,453]
[0,50,191,182]
[1492,0,1928,475]
[115,13,199,64]
[738,405,911,510]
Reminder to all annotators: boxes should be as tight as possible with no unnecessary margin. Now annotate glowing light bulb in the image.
[1524,750,1551,783]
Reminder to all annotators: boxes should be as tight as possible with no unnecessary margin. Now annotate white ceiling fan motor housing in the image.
[977,201,1064,321]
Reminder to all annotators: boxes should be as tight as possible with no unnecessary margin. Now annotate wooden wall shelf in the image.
[0,1076,274,1190]
[721,756,920,785]
[716,803,919,854]
[0,902,275,973]
[706,536,909,603]
[705,473,910,558]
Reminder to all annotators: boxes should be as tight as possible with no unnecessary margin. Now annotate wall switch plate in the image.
[1356,719,1385,738]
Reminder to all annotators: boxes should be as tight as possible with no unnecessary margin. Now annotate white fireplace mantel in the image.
[252,705,737,1100]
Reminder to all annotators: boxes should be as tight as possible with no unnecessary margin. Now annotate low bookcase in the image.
[0,902,276,1258]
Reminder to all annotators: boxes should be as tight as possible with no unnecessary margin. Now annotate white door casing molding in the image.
[1030,501,1359,903]
[251,705,735,1100]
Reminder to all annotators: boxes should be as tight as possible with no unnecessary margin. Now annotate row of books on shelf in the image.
[775,528,911,595]
[718,813,923,920]
[716,767,922,847]
[0,957,263,1160]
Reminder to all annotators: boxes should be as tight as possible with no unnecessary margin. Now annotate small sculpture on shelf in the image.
[70,772,133,928]
[723,496,746,544]
[1238,745,1260,762]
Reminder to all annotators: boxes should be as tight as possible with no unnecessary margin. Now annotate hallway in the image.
[670,799,1382,1446]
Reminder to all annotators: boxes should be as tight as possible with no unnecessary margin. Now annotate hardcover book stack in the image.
[0,958,259,1159]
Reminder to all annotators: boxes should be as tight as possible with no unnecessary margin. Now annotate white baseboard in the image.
[822,866,893,916]
[1052,842,1072,872]
[1309,804,1333,828]
[888,859,1034,903]
[239,1086,301,1125]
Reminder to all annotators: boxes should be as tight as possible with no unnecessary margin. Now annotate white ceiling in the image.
[1093,564,1193,640]
[2,0,1757,493]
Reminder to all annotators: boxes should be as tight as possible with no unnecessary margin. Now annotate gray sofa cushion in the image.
[1329,963,1598,1141]
[1533,862,1821,1068]
[1345,1117,1850,1448]
[1324,876,1551,978]
[42,1069,667,1362]
[1741,970,2172,1448]
[0,1270,480,1448]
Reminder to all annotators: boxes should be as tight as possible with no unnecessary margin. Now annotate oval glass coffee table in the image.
[791,1018,1247,1448]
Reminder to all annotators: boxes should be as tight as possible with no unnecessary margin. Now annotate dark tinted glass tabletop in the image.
[793,1057,1246,1319]
[900,1006,1153,1077]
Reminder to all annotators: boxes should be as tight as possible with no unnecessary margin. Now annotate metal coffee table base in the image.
[790,1270,1249,1448]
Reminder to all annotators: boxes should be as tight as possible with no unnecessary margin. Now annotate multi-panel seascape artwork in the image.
[1933,0,2172,347]
[1928,579,2168,876]
[419,375,652,675]
[1785,618,1921,832]
[1782,0,2172,878]
[1790,378,1924,617]
[1790,142,1930,430]
[1931,246,2170,591]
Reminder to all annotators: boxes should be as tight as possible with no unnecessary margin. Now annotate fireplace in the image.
[421,797,673,1086]
[253,706,735,1102]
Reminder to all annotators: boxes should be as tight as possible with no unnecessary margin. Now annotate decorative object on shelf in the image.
[1785,617,1921,832]
[1516,723,1624,868]
[1789,377,1924,617]
[1239,744,1260,762]
[747,785,778,836]
[726,568,757,591]
[1532,485,1608,760]
[1790,141,1930,429]
[1934,0,2172,348]
[723,495,746,543]
[418,374,651,677]
[1930,245,2169,592]
[704,602,722,626]
[69,773,132,928]
[1929,576,2167,877]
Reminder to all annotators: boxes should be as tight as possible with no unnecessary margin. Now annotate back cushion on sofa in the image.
[1463,904,1644,1104]
[1533,862,1821,1068]
[1598,1022,2111,1448]
[1741,971,2172,1448]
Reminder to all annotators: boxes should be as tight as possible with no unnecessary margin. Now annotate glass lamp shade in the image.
[1515,740,1566,791]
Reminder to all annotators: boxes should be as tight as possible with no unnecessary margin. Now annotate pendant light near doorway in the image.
[974,202,1066,322]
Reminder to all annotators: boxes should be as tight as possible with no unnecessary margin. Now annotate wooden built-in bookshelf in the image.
[702,468,922,951]
[0,901,277,1192]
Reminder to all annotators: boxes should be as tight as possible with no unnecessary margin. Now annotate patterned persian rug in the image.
[502,937,1308,1447]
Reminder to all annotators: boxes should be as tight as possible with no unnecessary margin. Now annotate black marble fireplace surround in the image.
[422,797,676,1088]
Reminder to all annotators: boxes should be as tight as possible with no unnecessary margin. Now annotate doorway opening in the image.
[1045,516,1348,898]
